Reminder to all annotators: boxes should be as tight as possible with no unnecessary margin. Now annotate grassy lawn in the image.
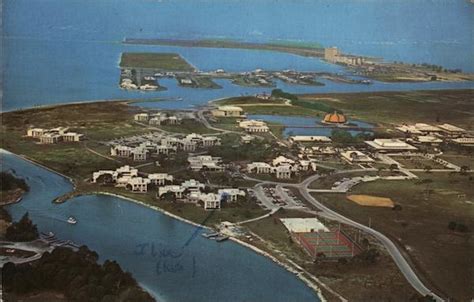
[0,101,148,180]
[308,171,378,190]
[217,96,288,106]
[210,117,242,132]
[216,96,328,117]
[242,105,323,117]
[392,157,447,170]
[246,208,420,301]
[439,153,473,169]
[314,172,474,301]
[119,53,195,71]
[1,101,144,141]
[299,89,474,128]
[246,209,315,260]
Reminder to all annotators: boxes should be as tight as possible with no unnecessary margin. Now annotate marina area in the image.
[3,40,474,112]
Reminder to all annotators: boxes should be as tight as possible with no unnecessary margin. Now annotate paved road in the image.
[196,109,241,135]
[246,171,444,301]
[297,174,443,301]
[196,106,443,300]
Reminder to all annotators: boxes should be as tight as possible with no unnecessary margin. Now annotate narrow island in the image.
[123,38,474,83]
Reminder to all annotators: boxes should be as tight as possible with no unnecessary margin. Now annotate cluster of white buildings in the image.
[324,47,366,66]
[340,150,374,163]
[298,146,338,157]
[134,112,182,126]
[365,138,418,152]
[91,165,245,210]
[188,155,224,171]
[247,156,317,179]
[26,127,84,144]
[158,179,246,210]
[91,165,173,193]
[110,133,221,161]
[396,123,466,137]
[396,122,473,146]
[238,120,270,133]
[120,74,159,90]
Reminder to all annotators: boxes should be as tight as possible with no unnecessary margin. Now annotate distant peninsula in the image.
[124,38,474,83]
[124,38,325,58]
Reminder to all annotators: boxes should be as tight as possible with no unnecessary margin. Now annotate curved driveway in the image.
[245,172,444,301]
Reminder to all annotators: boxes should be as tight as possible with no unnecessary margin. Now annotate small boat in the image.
[67,216,77,225]
[201,232,219,239]
[215,235,229,242]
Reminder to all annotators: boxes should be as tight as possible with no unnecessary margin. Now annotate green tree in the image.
[6,212,39,242]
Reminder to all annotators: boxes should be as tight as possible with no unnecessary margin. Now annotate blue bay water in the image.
[248,114,373,137]
[1,151,320,302]
[2,0,473,111]
[1,1,473,300]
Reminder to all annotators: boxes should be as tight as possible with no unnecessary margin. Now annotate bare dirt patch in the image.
[347,194,394,207]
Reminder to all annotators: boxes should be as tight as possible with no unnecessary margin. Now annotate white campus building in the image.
[109,133,220,161]
[247,162,273,174]
[134,112,182,125]
[158,185,186,199]
[451,137,474,146]
[158,181,246,210]
[218,188,246,202]
[148,173,174,185]
[188,155,223,171]
[280,218,329,233]
[365,139,417,152]
[211,106,245,117]
[27,127,84,144]
[437,123,466,136]
[238,120,269,133]
[247,156,317,179]
[91,165,172,194]
[340,150,374,163]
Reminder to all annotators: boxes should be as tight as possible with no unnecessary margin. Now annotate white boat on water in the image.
[67,216,77,225]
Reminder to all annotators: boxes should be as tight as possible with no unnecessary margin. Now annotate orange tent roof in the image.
[323,111,347,124]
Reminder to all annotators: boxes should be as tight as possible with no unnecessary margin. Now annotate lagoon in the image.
[249,114,373,137]
[1,151,320,302]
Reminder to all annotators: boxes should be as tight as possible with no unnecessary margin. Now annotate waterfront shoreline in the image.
[1,149,329,302]
[228,236,330,302]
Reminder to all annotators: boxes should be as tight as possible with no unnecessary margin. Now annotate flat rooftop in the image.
[280,218,329,233]
[365,139,417,150]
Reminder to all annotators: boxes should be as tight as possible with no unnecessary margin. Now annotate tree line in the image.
[3,245,155,302]
[0,172,29,192]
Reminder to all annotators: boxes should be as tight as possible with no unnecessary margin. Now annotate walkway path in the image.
[235,207,280,225]
[83,143,122,163]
